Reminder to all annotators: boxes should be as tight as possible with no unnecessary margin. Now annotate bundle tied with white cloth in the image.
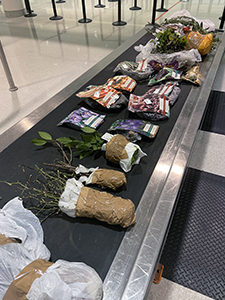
[59,178,136,228]
[101,133,147,173]
[0,198,103,300]
[75,164,127,190]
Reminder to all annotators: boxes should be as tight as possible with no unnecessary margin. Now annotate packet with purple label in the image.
[58,107,106,130]
[108,119,159,139]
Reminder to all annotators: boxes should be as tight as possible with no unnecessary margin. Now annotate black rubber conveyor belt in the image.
[0,31,192,280]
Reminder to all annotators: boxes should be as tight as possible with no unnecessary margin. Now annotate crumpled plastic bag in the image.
[1,247,103,300]
[75,164,127,190]
[101,133,147,172]
[0,243,45,299]
[0,199,103,300]
[59,178,136,227]
[113,60,154,82]
[0,197,50,260]
[134,47,201,71]
[167,9,216,32]
[26,260,103,300]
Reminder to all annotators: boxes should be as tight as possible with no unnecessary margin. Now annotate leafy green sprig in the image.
[31,127,104,162]
[153,28,187,53]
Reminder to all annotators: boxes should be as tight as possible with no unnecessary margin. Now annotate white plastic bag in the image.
[167,9,216,32]
[26,260,103,300]
[0,197,50,260]
[0,243,44,298]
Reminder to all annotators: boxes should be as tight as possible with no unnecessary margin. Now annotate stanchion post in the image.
[219,6,225,30]
[0,40,18,92]
[50,0,63,20]
[130,0,141,10]
[156,0,168,12]
[95,0,105,8]
[24,0,37,17]
[78,0,92,23]
[152,0,157,25]
[112,0,126,26]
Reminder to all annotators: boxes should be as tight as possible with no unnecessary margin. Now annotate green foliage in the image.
[31,127,104,161]
[38,131,52,140]
[162,16,208,34]
[161,16,220,49]
[154,28,187,53]
[131,147,139,165]
[31,138,47,146]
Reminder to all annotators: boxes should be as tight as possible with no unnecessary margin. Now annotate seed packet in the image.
[148,67,182,86]
[58,107,106,130]
[106,75,137,92]
[113,60,154,81]
[149,60,179,72]
[129,93,170,119]
[108,119,159,139]
[76,85,128,110]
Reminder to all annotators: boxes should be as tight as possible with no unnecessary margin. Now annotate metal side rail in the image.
[103,33,225,300]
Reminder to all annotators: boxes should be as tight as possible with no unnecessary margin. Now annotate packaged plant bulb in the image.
[101,133,147,172]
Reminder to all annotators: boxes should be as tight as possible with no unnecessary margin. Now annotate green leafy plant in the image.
[31,127,104,163]
[153,28,187,53]
[161,17,220,50]
[162,16,208,34]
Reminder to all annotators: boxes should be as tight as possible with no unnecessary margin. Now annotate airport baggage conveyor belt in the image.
[0,28,224,300]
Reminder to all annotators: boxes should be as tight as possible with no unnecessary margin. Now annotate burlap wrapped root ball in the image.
[102,134,147,172]
[59,178,136,228]
[75,164,127,190]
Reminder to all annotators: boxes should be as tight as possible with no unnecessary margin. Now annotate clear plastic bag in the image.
[113,60,154,82]
[135,48,201,71]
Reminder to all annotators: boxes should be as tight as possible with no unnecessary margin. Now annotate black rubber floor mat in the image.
[160,168,225,300]
[200,90,225,135]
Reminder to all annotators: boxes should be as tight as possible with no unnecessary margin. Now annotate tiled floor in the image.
[0,0,224,299]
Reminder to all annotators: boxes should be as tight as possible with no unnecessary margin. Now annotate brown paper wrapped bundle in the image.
[90,169,126,190]
[0,234,19,246]
[102,134,147,172]
[181,63,201,86]
[3,259,53,300]
[105,134,129,164]
[76,164,127,190]
[76,186,136,228]
[185,31,213,56]
[59,178,136,228]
